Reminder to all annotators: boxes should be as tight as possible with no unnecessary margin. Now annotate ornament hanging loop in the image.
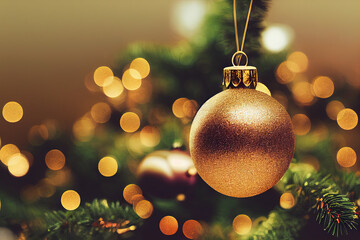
[231,51,248,67]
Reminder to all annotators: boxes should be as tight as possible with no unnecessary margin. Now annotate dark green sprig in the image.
[28,199,142,240]
[314,194,357,236]
[246,209,305,240]
[283,165,358,237]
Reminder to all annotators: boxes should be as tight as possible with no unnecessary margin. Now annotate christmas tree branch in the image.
[246,209,305,240]
[282,164,358,237]
[26,199,142,240]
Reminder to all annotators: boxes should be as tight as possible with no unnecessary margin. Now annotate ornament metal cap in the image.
[223,51,258,89]
[223,66,258,89]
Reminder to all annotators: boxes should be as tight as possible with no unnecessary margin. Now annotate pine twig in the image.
[246,209,305,240]
[284,166,358,237]
[27,199,142,240]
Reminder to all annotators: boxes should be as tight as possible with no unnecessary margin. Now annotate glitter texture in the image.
[190,88,295,198]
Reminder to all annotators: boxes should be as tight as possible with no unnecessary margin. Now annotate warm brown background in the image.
[0,0,359,146]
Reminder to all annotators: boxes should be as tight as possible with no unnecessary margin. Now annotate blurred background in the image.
[0,0,359,146]
[0,0,360,239]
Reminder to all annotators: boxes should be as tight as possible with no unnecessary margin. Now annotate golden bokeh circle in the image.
[291,81,314,105]
[131,194,145,207]
[280,192,296,209]
[292,114,311,136]
[2,101,23,123]
[159,216,178,236]
[275,61,296,84]
[172,98,188,118]
[90,102,112,124]
[140,126,160,147]
[123,184,143,204]
[45,149,66,171]
[182,220,203,239]
[103,77,124,98]
[134,200,153,219]
[337,108,358,130]
[337,147,357,168]
[122,69,142,90]
[61,190,81,210]
[287,51,308,73]
[0,144,20,165]
[120,112,141,133]
[98,156,118,177]
[93,66,113,87]
[130,58,150,78]
[312,76,334,99]
[233,214,252,235]
[8,153,29,177]
[326,100,345,120]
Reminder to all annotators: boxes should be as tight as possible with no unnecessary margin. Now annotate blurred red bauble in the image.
[137,150,197,198]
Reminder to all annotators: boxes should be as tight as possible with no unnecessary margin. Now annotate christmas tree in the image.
[0,0,359,239]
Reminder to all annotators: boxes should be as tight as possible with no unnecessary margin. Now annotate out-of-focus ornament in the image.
[189,50,295,198]
[137,150,197,198]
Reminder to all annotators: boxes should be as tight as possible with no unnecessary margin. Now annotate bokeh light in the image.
[2,101,23,123]
[172,98,188,118]
[276,61,296,84]
[280,192,296,209]
[233,214,252,235]
[126,132,144,155]
[337,108,358,130]
[131,194,144,207]
[61,190,81,210]
[120,112,140,133]
[159,216,178,236]
[103,77,124,98]
[45,149,66,171]
[326,100,345,120]
[134,200,153,219]
[337,147,357,168]
[292,114,311,136]
[171,0,206,38]
[183,100,198,118]
[123,184,143,204]
[182,220,203,239]
[286,51,308,73]
[0,227,16,240]
[255,82,271,96]
[177,193,186,201]
[73,116,95,142]
[312,76,334,99]
[122,69,142,90]
[90,102,112,124]
[98,156,118,177]
[140,126,160,147]
[0,144,20,166]
[130,58,150,79]
[291,81,314,105]
[262,25,293,52]
[7,153,29,177]
[93,66,113,87]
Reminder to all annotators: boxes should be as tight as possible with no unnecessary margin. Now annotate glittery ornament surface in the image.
[189,89,295,198]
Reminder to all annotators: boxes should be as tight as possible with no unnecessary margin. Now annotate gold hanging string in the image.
[233,0,254,65]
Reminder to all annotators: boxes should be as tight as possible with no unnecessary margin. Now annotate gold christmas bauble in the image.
[189,88,295,198]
